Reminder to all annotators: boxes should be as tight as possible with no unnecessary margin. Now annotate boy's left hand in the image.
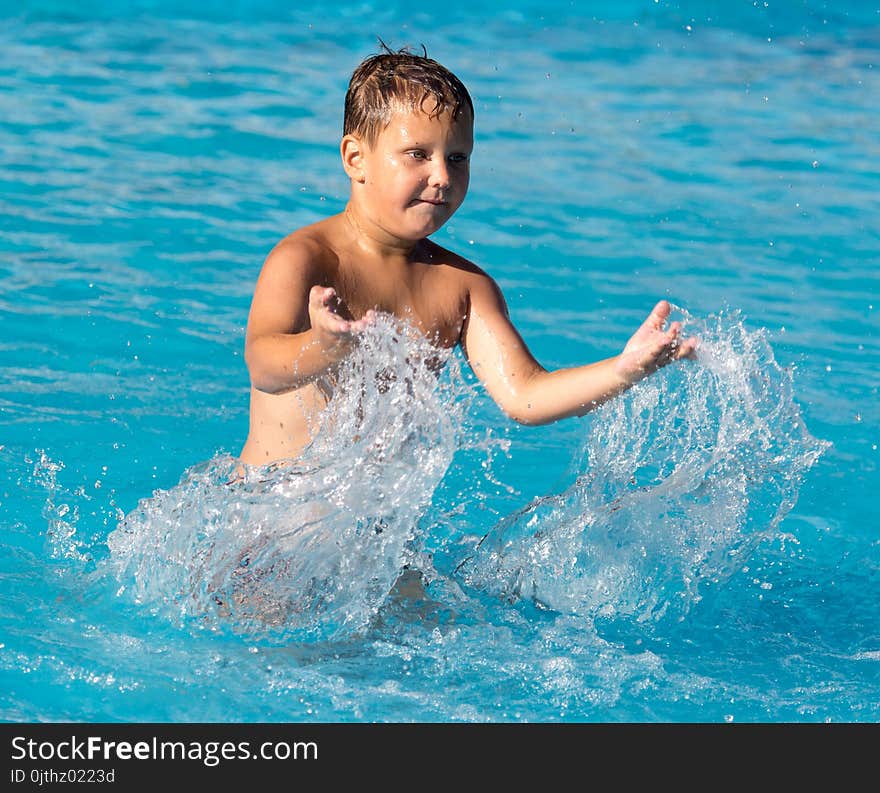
[615,300,698,385]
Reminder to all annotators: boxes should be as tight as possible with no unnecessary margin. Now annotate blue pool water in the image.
[1,0,878,722]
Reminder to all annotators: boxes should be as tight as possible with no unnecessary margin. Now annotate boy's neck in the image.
[342,203,422,262]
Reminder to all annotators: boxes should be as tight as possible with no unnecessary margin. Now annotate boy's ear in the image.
[341,134,367,183]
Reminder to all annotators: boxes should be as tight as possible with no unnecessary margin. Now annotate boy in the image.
[239,47,695,467]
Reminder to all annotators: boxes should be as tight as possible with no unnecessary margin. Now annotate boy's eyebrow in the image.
[401,135,474,147]
[398,144,473,156]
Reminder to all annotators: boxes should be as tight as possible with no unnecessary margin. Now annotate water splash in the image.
[458,308,829,625]
[106,315,473,643]
[30,451,105,564]
[105,308,828,643]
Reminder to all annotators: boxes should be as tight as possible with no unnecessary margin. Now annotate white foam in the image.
[106,314,472,642]
[459,308,829,626]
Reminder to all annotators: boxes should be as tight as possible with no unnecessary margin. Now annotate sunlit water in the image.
[1,1,878,722]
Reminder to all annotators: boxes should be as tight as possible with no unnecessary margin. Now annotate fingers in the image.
[309,285,339,312]
[656,309,700,360]
[309,286,377,336]
[674,336,700,360]
[665,320,701,360]
[347,309,377,333]
[648,299,671,328]
[652,321,699,365]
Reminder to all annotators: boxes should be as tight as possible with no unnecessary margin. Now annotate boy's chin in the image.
[397,220,448,241]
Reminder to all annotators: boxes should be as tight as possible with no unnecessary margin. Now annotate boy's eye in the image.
[405,150,469,164]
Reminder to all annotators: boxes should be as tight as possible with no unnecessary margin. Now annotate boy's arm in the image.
[461,274,695,425]
[244,242,374,394]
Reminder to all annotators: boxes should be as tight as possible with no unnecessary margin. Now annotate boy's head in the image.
[341,45,475,242]
[344,44,473,148]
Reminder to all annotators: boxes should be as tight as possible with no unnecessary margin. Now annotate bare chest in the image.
[333,263,467,349]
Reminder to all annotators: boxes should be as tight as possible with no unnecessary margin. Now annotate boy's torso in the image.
[240,215,480,466]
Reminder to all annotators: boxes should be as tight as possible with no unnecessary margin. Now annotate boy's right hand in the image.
[308,285,376,362]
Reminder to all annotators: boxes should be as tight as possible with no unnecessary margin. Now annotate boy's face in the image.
[356,103,473,242]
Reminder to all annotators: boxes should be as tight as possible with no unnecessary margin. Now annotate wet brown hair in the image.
[343,42,474,147]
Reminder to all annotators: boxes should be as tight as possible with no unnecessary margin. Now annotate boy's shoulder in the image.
[419,238,496,284]
[419,239,507,310]
[258,216,343,280]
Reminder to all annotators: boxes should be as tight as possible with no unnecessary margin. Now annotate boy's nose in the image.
[428,160,451,189]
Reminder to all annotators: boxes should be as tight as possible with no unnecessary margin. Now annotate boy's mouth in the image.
[414,197,447,206]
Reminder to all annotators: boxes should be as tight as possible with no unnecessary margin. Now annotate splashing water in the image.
[458,308,829,626]
[105,308,827,644]
[106,315,472,643]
